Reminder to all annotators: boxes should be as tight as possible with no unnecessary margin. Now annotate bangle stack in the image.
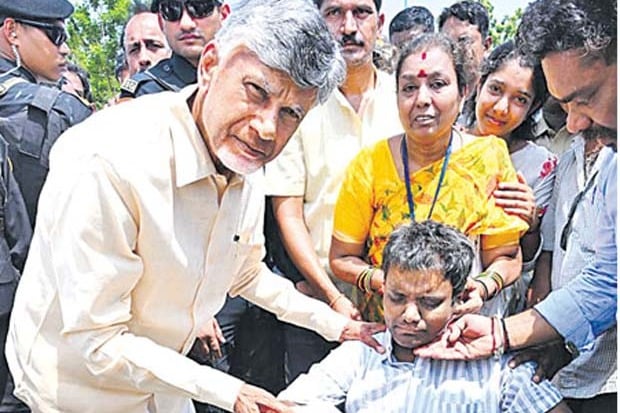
[356,266,376,293]
[474,279,490,301]
[473,270,505,300]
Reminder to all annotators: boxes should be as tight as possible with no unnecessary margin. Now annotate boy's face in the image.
[383,267,455,353]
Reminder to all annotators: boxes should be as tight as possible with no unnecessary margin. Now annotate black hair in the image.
[381,220,474,300]
[119,2,153,52]
[516,0,616,64]
[63,63,94,103]
[463,40,548,141]
[389,6,434,39]
[438,0,489,39]
[314,0,381,12]
[395,33,472,98]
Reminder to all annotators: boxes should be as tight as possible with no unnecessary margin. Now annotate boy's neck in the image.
[392,342,416,363]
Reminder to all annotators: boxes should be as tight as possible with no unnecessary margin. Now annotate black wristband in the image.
[500,317,511,351]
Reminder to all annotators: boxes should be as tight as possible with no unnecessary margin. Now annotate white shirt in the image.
[279,331,563,413]
[6,87,348,413]
[264,69,403,279]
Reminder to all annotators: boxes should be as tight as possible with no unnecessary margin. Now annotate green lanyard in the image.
[401,130,453,221]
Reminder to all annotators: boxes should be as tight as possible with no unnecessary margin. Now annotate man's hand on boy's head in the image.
[339,320,386,354]
[413,314,495,360]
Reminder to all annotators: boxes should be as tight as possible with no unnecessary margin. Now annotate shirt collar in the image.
[171,53,198,85]
[169,85,243,188]
[332,65,382,110]
[380,330,408,365]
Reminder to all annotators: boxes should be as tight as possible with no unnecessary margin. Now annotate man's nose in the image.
[59,42,70,56]
[251,106,279,142]
[179,7,198,30]
[342,10,357,34]
[138,47,151,69]
[565,105,594,134]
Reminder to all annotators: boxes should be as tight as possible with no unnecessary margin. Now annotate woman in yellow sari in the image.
[329,34,529,322]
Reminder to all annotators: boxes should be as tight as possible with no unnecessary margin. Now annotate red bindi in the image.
[417,69,427,78]
[421,52,427,60]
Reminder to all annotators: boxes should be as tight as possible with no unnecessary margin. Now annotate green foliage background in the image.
[478,0,524,46]
[66,0,523,108]
[67,0,134,108]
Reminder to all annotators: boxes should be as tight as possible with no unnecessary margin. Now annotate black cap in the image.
[0,0,74,21]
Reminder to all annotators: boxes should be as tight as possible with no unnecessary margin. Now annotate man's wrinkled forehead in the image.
[315,0,380,12]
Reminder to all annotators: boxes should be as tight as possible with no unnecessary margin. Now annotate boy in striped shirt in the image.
[279,220,569,412]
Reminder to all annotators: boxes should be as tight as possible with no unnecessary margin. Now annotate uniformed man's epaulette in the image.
[120,71,153,96]
[0,77,27,97]
[120,68,181,99]
[53,91,93,124]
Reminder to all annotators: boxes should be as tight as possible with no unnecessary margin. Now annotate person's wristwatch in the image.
[564,341,580,360]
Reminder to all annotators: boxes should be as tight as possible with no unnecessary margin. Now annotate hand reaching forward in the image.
[339,320,386,354]
[413,314,494,360]
[494,172,538,230]
[233,384,294,413]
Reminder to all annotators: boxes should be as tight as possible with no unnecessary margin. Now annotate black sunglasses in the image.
[159,0,220,22]
[15,18,68,47]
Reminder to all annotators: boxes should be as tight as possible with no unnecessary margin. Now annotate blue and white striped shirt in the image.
[279,332,562,413]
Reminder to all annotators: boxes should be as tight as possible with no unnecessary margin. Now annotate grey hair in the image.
[214,0,345,104]
[381,220,474,300]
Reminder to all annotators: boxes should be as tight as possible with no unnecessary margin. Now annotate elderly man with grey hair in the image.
[5,1,385,412]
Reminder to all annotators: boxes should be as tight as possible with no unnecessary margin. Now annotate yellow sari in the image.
[333,136,528,322]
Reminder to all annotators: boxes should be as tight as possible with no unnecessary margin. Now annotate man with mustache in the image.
[121,8,171,76]
[526,123,616,411]
[263,0,402,382]
[414,0,617,397]
[5,1,385,412]
[120,0,229,97]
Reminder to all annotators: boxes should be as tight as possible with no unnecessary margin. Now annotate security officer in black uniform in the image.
[0,135,30,407]
[119,46,196,96]
[120,0,229,98]
[0,1,91,409]
[0,0,92,226]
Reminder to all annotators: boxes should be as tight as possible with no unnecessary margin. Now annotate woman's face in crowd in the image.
[397,46,462,144]
[475,59,535,138]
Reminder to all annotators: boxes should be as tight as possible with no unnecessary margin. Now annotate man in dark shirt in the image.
[120,0,229,97]
[0,0,92,225]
